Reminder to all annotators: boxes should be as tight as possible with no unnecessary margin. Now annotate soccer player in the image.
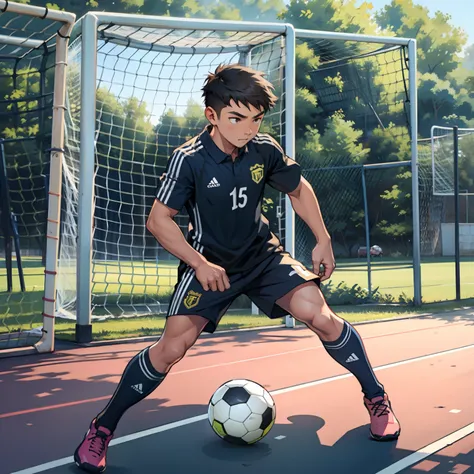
[74,64,400,473]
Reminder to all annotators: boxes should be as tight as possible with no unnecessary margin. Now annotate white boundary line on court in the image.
[169,321,467,376]
[375,422,474,474]
[11,342,474,474]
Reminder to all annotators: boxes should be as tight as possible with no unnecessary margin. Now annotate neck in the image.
[209,126,238,160]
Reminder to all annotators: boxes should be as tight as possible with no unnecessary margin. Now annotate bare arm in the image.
[146,199,206,269]
[288,177,331,244]
[146,199,230,291]
[288,177,335,280]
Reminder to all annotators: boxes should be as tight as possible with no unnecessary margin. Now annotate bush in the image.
[322,280,413,305]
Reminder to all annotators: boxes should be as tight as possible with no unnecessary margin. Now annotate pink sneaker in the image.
[364,393,400,441]
[74,419,114,473]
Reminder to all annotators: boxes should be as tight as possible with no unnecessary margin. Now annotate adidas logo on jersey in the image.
[345,353,359,363]
[207,177,220,188]
[131,383,143,394]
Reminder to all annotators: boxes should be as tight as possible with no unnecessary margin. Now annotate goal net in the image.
[57,14,291,327]
[418,126,474,259]
[290,30,418,303]
[0,1,74,353]
[430,126,474,196]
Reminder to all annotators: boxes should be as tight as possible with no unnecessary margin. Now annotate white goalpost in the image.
[0,1,75,355]
[55,13,420,344]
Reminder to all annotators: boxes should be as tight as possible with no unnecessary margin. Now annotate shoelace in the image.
[368,399,390,417]
[88,431,108,457]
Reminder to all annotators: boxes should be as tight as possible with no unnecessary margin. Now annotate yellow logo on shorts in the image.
[250,163,264,184]
[184,290,202,309]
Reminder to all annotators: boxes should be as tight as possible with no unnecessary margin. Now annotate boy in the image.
[74,64,400,473]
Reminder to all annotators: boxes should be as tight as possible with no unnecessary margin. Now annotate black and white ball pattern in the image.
[208,379,276,445]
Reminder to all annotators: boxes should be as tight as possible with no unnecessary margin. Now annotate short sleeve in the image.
[155,150,194,211]
[266,138,301,194]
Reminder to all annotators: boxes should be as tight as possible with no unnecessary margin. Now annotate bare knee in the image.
[295,301,343,341]
[149,337,191,373]
[148,315,207,373]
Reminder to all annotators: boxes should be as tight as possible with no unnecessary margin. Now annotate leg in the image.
[276,281,400,441]
[74,315,208,473]
[95,314,209,431]
[74,261,241,473]
[276,281,384,396]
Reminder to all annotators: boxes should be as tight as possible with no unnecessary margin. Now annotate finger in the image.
[201,279,209,291]
[216,275,225,292]
[209,279,218,292]
[219,273,230,292]
[323,263,334,281]
[224,273,231,290]
[313,262,324,277]
[318,264,329,281]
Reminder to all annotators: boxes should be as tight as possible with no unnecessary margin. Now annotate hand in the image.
[312,239,336,282]
[194,260,231,292]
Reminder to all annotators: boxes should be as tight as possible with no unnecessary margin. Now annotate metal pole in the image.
[240,48,259,317]
[0,139,13,292]
[361,167,372,298]
[76,14,98,342]
[408,39,422,305]
[453,126,461,300]
[284,25,296,328]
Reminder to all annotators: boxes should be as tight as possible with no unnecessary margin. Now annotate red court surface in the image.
[1,308,474,474]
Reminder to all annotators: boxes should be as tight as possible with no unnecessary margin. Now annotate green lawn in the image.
[43,298,474,342]
[330,257,474,302]
[1,256,473,343]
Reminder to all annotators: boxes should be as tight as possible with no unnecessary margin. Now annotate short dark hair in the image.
[201,63,278,116]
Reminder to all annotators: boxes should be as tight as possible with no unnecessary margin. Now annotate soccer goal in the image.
[0,1,75,355]
[58,13,296,341]
[421,125,474,300]
[58,13,420,343]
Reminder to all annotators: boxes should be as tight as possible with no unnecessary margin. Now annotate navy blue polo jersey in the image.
[155,125,301,274]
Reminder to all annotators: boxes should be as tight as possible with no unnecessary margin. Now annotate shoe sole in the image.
[370,427,401,442]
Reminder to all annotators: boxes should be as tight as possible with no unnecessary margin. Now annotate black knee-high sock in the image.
[321,320,384,400]
[95,347,166,432]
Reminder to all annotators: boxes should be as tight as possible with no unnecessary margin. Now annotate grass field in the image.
[1,256,473,343]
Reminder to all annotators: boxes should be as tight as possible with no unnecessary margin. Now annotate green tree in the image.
[375,0,467,80]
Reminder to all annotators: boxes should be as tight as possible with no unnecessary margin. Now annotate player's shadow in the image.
[201,414,403,474]
[201,437,273,463]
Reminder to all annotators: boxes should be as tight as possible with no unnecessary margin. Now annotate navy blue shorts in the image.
[166,251,321,333]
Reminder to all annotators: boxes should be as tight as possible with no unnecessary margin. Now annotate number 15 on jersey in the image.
[230,187,247,210]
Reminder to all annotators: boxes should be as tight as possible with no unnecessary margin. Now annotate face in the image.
[205,99,265,147]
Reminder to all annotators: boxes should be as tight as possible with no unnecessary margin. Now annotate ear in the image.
[205,106,219,124]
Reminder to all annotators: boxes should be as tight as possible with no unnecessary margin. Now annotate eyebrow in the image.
[228,110,265,119]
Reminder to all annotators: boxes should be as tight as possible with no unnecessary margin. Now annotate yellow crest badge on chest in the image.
[183,290,202,309]
[250,163,264,184]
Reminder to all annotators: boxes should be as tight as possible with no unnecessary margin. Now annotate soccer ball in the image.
[208,379,276,445]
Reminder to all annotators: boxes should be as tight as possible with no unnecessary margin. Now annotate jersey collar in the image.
[200,125,248,163]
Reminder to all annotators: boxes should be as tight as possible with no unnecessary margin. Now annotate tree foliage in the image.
[5,0,474,260]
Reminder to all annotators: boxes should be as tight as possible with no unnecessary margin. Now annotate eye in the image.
[229,117,240,124]
[254,117,263,123]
